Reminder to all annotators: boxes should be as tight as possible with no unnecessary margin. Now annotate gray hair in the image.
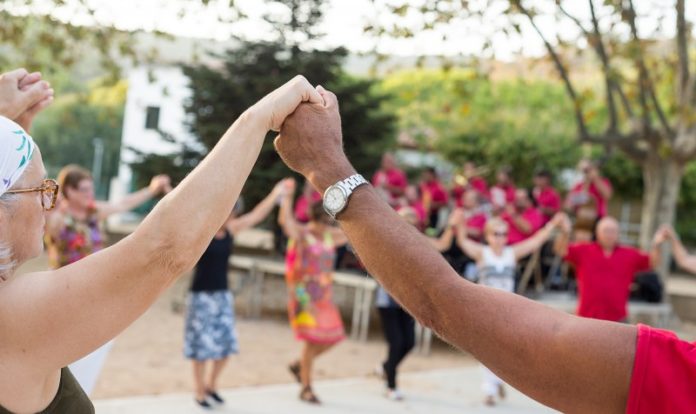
[0,159,36,279]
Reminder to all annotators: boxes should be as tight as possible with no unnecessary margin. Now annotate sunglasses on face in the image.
[493,231,508,238]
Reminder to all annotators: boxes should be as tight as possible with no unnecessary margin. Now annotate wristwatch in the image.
[323,174,369,220]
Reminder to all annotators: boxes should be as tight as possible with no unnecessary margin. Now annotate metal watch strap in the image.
[338,174,368,193]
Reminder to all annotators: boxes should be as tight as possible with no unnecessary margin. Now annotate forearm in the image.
[430,227,454,252]
[670,239,696,273]
[116,187,155,213]
[594,178,612,199]
[513,216,533,234]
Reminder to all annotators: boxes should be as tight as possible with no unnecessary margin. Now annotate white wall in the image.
[110,65,198,223]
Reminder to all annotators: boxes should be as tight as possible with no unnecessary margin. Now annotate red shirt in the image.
[452,177,490,207]
[372,168,408,199]
[466,213,487,242]
[421,180,449,212]
[490,184,516,207]
[533,186,561,223]
[565,243,650,321]
[502,207,544,245]
[627,324,696,414]
[294,191,322,223]
[569,178,613,217]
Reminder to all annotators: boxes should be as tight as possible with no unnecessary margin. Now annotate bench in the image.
[229,255,378,342]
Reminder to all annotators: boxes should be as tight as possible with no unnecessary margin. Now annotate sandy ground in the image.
[17,254,474,399]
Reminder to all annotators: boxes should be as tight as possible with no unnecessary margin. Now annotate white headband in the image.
[0,116,36,197]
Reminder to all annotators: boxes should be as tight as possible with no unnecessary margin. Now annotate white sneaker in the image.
[386,389,405,401]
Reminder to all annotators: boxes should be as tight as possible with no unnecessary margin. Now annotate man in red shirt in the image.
[275,85,696,414]
[419,167,449,229]
[502,189,544,245]
[532,170,561,225]
[372,153,408,207]
[490,167,516,211]
[565,159,613,218]
[461,190,487,242]
[452,162,489,207]
[555,216,661,322]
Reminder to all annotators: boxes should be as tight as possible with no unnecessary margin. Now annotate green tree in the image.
[132,0,396,206]
[31,81,127,199]
[379,69,581,187]
[369,0,696,252]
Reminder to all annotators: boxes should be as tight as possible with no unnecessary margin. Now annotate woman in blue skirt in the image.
[184,180,286,409]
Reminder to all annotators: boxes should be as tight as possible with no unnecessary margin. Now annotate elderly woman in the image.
[0,74,322,413]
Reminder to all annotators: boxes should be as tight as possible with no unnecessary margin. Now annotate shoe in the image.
[195,398,213,410]
[206,389,225,404]
[386,389,404,401]
[299,386,321,405]
[289,362,301,383]
[498,384,506,400]
[484,395,496,407]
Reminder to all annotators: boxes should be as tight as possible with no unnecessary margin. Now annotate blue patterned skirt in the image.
[184,290,239,360]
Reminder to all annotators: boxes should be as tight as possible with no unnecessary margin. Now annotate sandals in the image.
[288,362,301,383]
[300,386,321,404]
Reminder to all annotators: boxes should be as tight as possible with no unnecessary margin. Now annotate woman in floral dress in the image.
[44,164,171,394]
[278,178,348,404]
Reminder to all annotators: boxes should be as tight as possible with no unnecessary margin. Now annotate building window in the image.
[145,106,160,130]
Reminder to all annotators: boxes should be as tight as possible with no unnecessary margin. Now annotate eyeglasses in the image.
[5,179,60,211]
[493,231,508,238]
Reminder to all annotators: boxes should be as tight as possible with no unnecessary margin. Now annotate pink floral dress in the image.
[285,230,345,344]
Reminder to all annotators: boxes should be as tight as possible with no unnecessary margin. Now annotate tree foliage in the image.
[368,0,696,249]
[31,81,127,199]
[131,0,396,206]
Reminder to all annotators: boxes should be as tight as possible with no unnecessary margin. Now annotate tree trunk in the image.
[639,155,683,280]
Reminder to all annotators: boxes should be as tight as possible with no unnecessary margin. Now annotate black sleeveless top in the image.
[0,368,93,413]
[190,230,233,292]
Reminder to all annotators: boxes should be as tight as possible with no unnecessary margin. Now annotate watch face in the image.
[324,186,347,212]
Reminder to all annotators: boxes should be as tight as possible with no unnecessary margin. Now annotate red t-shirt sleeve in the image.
[627,324,696,414]
[565,243,584,266]
[633,250,651,274]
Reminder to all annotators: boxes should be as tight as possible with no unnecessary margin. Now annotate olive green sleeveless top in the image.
[0,368,94,414]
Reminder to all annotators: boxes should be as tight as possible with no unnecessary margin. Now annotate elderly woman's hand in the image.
[0,69,54,129]
[252,75,324,132]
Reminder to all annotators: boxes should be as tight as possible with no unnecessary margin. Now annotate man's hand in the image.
[274,86,355,192]
[0,69,54,128]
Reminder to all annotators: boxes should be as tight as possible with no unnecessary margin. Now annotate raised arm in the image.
[512,213,565,260]
[95,175,171,220]
[274,89,636,414]
[278,178,302,240]
[553,216,572,258]
[454,217,484,262]
[656,225,696,273]
[227,180,284,235]
[0,76,323,376]
[429,209,463,252]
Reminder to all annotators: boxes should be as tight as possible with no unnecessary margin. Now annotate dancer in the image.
[376,207,460,401]
[0,74,321,412]
[455,213,567,405]
[278,178,348,404]
[185,180,286,409]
